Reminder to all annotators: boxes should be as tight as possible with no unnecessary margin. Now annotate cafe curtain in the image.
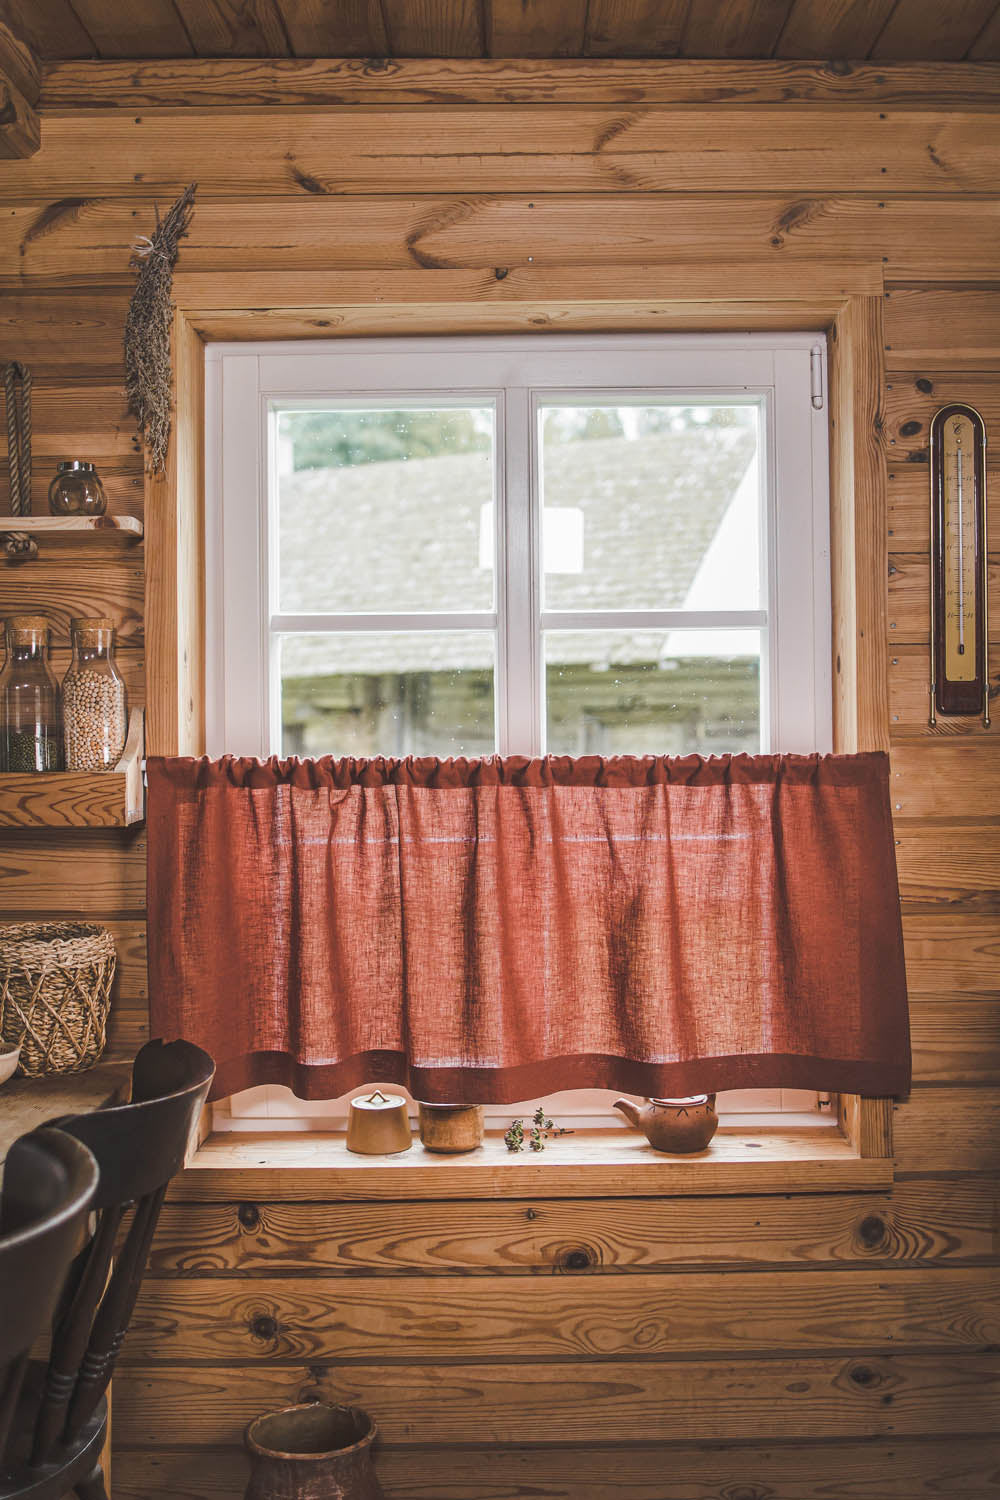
[146,752,911,1103]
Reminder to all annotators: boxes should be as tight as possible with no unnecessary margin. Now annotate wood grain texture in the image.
[8,197,1000,282]
[10,110,1000,198]
[146,1175,1000,1276]
[891,744,1000,817]
[38,57,1000,109]
[109,1436,1000,1500]
[381,0,481,57]
[0,829,146,916]
[488,0,588,57]
[888,554,1000,643]
[0,0,95,59]
[109,1353,1000,1446]
[870,0,999,60]
[896,823,1000,911]
[884,287,1000,367]
[776,0,897,59]
[910,996,1000,1082]
[172,0,291,56]
[584,1,689,57]
[277,1,388,56]
[682,0,796,58]
[67,0,194,57]
[0,68,39,158]
[171,1126,891,1202]
[894,1086,1000,1172]
[903,915,1000,994]
[124,1267,1000,1363]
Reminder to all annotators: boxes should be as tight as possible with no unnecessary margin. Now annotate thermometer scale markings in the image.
[943,414,977,683]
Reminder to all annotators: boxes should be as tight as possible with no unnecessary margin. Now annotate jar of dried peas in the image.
[62,618,127,771]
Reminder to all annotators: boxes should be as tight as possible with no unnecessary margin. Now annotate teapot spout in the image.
[613,1098,641,1129]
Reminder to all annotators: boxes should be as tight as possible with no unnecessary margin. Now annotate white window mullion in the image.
[501,387,540,756]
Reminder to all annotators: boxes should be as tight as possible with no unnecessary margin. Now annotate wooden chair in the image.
[0,1038,215,1500]
[0,1129,99,1486]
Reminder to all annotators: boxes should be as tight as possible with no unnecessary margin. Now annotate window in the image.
[207,333,831,1130]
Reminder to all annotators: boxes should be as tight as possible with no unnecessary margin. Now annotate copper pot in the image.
[345,1089,412,1155]
[417,1101,484,1153]
[245,1402,385,1500]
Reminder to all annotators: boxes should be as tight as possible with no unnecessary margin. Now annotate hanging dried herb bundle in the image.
[124,182,197,474]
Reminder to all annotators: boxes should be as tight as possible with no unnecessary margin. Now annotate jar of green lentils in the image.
[62,617,127,771]
[0,615,64,772]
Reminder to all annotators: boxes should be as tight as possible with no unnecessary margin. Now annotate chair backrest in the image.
[0,1128,99,1466]
[28,1038,215,1465]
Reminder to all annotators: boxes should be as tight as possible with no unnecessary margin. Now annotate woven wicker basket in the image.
[0,921,115,1077]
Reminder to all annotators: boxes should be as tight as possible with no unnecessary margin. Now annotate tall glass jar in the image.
[62,617,127,771]
[0,616,64,772]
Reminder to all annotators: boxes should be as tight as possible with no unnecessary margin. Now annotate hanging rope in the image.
[3,361,35,559]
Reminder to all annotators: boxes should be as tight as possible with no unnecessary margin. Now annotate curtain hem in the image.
[202,1047,910,1105]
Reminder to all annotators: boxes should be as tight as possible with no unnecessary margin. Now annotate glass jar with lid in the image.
[62,617,127,771]
[0,615,64,772]
[48,460,107,516]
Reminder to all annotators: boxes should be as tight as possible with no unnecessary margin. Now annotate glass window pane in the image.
[540,403,761,611]
[545,629,761,756]
[278,631,495,758]
[275,406,495,613]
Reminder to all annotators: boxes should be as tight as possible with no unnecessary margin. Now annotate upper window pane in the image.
[540,402,762,612]
[275,405,495,614]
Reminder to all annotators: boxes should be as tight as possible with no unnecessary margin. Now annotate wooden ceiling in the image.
[3,0,999,63]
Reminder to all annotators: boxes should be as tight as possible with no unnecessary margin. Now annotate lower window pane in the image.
[545,629,761,756]
[278,632,496,757]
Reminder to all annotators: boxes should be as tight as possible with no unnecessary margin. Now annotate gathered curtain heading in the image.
[147,752,910,1105]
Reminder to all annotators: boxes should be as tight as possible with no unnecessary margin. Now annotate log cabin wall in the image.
[1,58,998,1499]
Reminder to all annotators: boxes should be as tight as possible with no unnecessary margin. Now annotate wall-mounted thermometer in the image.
[929,403,989,727]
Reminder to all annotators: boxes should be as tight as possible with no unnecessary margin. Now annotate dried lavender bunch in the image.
[124,183,197,474]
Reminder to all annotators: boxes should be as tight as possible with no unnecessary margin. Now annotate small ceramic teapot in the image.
[613,1094,718,1153]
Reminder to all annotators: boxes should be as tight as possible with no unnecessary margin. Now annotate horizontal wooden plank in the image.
[0,289,129,373]
[9,109,1000,198]
[110,1353,1000,1447]
[0,828,146,917]
[0,460,144,521]
[109,1435,1000,1500]
[0,554,144,644]
[148,1175,999,1277]
[0,382,136,460]
[903,915,1000,994]
[884,372,1000,460]
[4,198,1000,284]
[891,745,1000,819]
[890,646,1000,739]
[191,298,845,346]
[888,554,1000,644]
[911,996,1000,1083]
[124,1267,1000,1364]
[896,823,1000,913]
[885,288,1000,367]
[894,1086,1000,1173]
[174,1126,890,1203]
[0,767,139,828]
[37,58,1000,110]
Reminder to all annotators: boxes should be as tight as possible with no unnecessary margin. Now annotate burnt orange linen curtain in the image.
[147,752,910,1103]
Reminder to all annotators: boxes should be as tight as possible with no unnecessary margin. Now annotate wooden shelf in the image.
[177,1122,891,1202]
[0,515,143,547]
[0,708,145,828]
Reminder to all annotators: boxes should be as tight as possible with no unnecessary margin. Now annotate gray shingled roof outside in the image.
[278,426,757,678]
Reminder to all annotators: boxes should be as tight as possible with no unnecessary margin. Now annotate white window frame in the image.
[205,332,831,1130]
[206,333,831,761]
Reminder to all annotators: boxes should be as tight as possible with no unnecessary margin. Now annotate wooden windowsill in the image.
[173,1122,891,1201]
